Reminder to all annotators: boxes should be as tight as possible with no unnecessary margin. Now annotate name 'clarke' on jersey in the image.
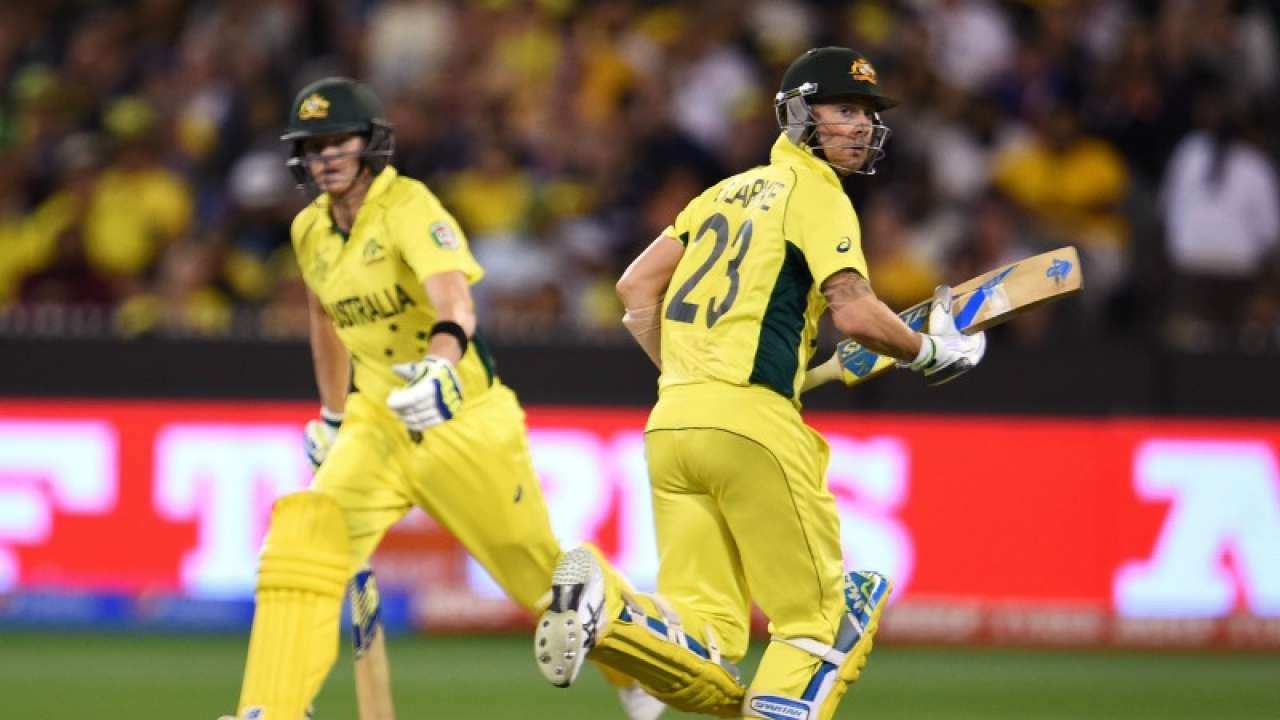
[659,134,870,404]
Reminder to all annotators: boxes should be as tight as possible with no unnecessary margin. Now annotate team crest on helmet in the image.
[298,93,331,120]
[849,58,877,85]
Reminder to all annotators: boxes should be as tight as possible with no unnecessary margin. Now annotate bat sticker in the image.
[838,342,879,378]
[954,265,1015,329]
[1046,257,1072,286]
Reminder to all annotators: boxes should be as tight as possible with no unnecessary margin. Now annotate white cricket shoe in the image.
[535,546,608,687]
[618,683,666,720]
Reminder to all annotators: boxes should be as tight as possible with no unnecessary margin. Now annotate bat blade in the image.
[803,246,1083,392]
[351,567,396,720]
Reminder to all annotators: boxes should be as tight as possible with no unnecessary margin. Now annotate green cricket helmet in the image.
[282,77,394,189]
[775,47,897,175]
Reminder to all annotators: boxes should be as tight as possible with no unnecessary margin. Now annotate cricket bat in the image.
[351,567,395,720]
[803,246,1083,392]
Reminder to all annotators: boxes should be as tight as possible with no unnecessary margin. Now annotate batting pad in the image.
[238,491,351,720]
[593,593,745,717]
[744,571,891,720]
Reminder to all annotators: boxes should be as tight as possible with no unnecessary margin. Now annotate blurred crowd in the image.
[0,0,1277,351]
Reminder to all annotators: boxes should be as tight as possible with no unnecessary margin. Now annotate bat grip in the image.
[350,568,382,657]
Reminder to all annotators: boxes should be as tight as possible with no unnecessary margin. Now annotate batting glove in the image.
[303,408,343,468]
[387,356,463,431]
[902,285,987,386]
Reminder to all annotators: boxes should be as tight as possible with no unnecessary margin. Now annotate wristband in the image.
[320,407,344,428]
[430,320,469,356]
[907,334,935,371]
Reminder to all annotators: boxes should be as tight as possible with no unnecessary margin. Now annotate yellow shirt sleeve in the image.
[788,180,869,289]
[662,200,695,245]
[391,186,484,285]
[289,205,317,249]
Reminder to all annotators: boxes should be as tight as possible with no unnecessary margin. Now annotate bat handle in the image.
[802,355,842,392]
[350,567,382,657]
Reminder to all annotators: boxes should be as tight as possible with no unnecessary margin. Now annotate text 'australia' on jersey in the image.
[292,167,496,404]
[658,134,870,404]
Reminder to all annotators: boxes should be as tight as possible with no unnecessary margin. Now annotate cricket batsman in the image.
[221,77,660,719]
[533,48,987,718]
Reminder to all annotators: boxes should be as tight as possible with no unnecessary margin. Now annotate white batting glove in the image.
[387,356,463,431]
[902,285,987,386]
[303,408,342,469]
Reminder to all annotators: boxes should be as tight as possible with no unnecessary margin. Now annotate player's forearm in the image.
[823,270,922,363]
[833,298,923,362]
[425,307,474,363]
[618,235,684,369]
[423,271,476,364]
[310,317,351,414]
[617,234,684,310]
[621,304,662,369]
[305,289,350,413]
[616,275,664,310]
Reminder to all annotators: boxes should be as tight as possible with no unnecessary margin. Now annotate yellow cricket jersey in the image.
[292,166,496,405]
[657,133,869,406]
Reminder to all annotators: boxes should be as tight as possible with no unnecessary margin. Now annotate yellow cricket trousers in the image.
[645,382,848,700]
[311,382,559,611]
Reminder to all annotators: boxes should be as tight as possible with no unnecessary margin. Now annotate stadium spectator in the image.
[1160,97,1279,350]
[14,132,113,307]
[861,193,943,312]
[83,97,193,298]
[0,0,1275,352]
[991,101,1130,313]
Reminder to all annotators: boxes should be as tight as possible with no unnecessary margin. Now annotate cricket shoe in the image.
[535,546,608,687]
[617,683,666,720]
[839,569,892,684]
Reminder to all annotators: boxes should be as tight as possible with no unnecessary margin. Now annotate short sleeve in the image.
[662,199,696,246]
[289,207,315,250]
[392,187,484,285]
[662,180,729,245]
[788,181,869,288]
